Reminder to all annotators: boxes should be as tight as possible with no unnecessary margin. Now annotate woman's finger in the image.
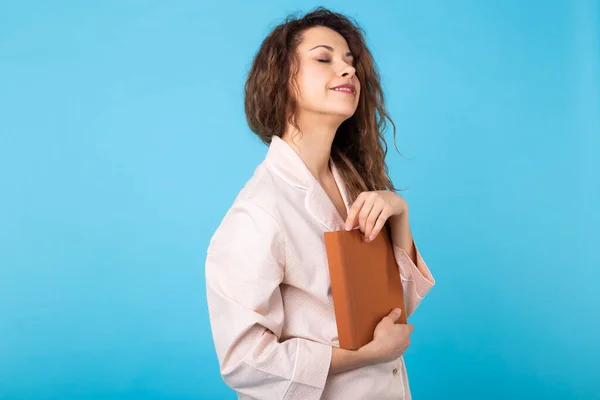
[344,193,367,230]
[368,208,390,242]
[364,200,384,240]
[358,195,376,233]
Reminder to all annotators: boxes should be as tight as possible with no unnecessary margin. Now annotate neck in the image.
[281,115,341,183]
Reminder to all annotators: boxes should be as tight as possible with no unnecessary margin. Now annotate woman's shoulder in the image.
[230,162,289,218]
[213,163,285,233]
[207,165,286,257]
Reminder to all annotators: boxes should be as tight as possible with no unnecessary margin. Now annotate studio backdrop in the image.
[1,1,598,399]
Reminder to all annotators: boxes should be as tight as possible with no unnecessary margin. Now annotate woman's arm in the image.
[389,212,435,317]
[330,307,415,375]
[329,347,369,375]
[389,213,417,264]
[343,191,435,315]
[206,201,331,400]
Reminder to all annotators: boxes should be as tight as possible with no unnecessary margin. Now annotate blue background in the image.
[1,0,598,399]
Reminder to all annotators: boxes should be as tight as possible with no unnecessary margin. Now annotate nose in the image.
[338,62,356,79]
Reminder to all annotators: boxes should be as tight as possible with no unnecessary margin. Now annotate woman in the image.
[205,7,435,400]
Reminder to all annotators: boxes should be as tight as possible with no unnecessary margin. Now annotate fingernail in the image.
[369,234,375,241]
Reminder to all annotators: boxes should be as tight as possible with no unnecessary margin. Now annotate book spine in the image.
[324,234,357,350]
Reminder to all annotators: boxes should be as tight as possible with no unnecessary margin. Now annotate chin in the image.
[331,107,357,119]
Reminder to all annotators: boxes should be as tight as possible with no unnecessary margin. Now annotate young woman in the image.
[205,7,435,400]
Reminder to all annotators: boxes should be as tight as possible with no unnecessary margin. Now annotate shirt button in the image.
[392,367,399,375]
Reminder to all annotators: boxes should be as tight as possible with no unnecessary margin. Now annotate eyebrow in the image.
[309,45,354,58]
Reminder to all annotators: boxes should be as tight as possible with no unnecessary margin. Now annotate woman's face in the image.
[292,26,361,122]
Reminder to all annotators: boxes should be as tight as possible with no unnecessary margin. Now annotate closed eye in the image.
[317,59,331,63]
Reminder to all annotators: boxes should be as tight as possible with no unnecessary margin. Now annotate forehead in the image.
[298,26,350,53]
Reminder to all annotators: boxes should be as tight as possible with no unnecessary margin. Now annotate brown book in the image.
[324,227,407,350]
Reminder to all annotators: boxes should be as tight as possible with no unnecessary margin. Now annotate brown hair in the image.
[244,6,401,203]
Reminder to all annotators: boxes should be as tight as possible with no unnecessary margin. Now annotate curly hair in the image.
[244,6,400,203]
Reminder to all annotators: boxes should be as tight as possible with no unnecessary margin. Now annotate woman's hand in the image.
[329,309,412,375]
[344,190,408,242]
[358,308,413,364]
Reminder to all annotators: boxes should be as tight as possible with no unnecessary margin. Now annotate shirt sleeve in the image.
[393,241,435,318]
[205,200,332,400]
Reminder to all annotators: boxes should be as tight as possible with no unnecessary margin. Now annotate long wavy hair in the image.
[244,7,400,203]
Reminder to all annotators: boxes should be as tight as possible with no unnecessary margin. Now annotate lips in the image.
[330,83,356,95]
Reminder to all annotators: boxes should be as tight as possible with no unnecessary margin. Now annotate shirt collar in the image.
[265,135,352,231]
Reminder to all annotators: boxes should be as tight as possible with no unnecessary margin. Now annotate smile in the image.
[330,88,355,95]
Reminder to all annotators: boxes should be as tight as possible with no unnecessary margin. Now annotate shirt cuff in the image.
[282,338,332,399]
[393,242,435,299]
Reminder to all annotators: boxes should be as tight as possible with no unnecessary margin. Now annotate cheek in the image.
[297,67,330,98]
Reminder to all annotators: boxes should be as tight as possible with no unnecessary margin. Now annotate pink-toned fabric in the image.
[205,135,435,400]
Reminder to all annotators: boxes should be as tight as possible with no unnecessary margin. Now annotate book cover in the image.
[324,227,407,350]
